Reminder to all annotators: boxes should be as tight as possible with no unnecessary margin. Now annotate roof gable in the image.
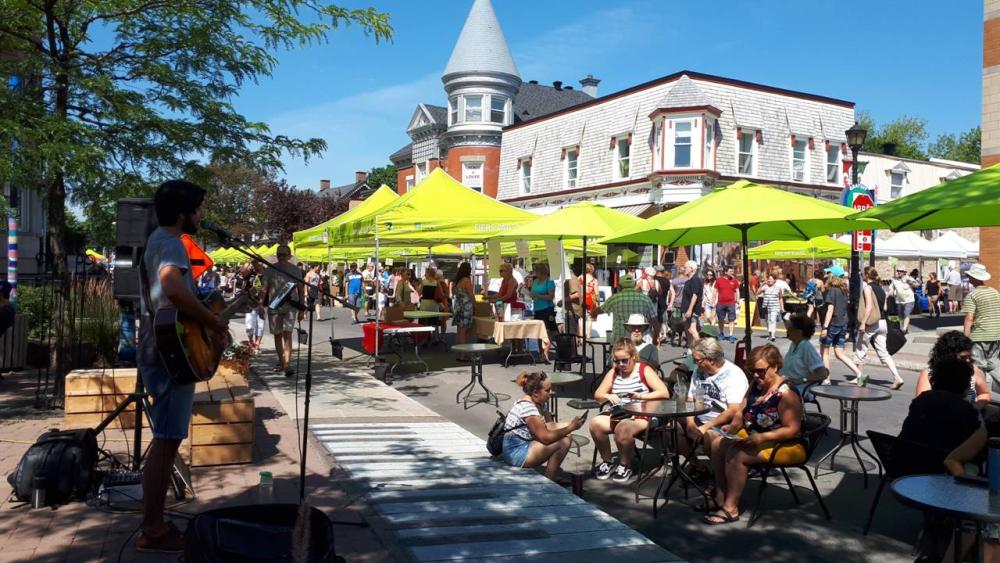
[650,75,719,114]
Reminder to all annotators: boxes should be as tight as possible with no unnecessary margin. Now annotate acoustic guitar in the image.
[154,291,247,384]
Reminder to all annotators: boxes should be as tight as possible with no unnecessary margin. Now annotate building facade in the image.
[857,153,978,205]
[983,0,1000,289]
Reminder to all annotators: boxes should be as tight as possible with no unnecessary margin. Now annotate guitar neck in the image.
[220,296,248,320]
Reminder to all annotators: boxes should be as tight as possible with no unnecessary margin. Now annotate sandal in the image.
[692,495,719,513]
[703,508,740,525]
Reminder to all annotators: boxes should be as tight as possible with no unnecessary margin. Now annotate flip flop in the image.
[703,508,740,525]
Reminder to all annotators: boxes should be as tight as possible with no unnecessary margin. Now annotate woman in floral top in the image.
[702,344,805,525]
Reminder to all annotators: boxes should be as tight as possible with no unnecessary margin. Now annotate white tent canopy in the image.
[837,232,965,259]
[928,231,978,258]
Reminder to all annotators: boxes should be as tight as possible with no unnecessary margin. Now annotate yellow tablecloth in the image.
[492,320,550,347]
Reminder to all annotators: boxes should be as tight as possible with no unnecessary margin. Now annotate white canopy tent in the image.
[928,231,978,258]
[838,232,965,259]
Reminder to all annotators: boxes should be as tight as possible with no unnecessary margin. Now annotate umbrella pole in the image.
[374,223,380,360]
[582,237,589,381]
[741,226,752,354]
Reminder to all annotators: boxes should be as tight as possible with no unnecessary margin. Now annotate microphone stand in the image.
[205,229,356,503]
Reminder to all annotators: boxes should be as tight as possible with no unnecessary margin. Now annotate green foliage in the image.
[928,126,981,164]
[367,164,397,190]
[16,284,51,340]
[194,163,272,241]
[73,278,119,366]
[856,111,928,160]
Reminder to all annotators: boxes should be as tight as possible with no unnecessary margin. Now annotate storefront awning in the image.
[612,204,656,218]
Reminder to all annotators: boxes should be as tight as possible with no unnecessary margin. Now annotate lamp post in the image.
[845,123,868,338]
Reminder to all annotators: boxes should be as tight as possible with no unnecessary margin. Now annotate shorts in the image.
[732,429,806,465]
[502,433,531,467]
[716,303,737,323]
[245,309,266,338]
[949,284,963,302]
[820,324,848,348]
[347,292,360,308]
[268,309,296,334]
[140,360,194,440]
[899,301,914,319]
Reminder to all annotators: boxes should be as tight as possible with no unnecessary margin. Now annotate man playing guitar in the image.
[137,180,227,552]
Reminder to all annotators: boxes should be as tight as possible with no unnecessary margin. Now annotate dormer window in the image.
[563,146,579,188]
[792,138,808,182]
[464,95,483,122]
[890,170,904,199]
[674,121,692,168]
[738,129,756,176]
[826,143,841,184]
[613,135,631,179]
[519,157,533,193]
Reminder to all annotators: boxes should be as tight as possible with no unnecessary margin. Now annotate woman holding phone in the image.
[589,338,671,483]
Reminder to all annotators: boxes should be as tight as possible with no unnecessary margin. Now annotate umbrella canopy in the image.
[85,249,106,261]
[330,168,537,246]
[851,163,1000,230]
[928,231,978,257]
[491,201,646,241]
[603,179,884,351]
[747,236,851,260]
[292,185,399,248]
[603,180,883,247]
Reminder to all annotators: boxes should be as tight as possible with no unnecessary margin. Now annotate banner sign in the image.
[842,184,875,253]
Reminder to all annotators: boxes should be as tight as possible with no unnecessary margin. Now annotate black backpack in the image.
[486,407,525,457]
[7,428,98,505]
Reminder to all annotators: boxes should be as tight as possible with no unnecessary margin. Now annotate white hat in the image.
[644,266,656,276]
[624,313,649,327]
[685,260,699,270]
[967,263,992,281]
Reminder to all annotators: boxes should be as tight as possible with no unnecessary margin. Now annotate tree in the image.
[257,180,348,243]
[928,126,981,164]
[0,1,391,395]
[192,163,272,242]
[367,164,397,191]
[856,111,928,160]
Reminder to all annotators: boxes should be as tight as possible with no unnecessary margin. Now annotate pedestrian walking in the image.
[345,263,363,323]
[890,267,917,333]
[963,264,1000,390]
[592,274,656,343]
[854,266,904,389]
[760,274,784,342]
[680,260,705,349]
[945,265,963,313]
[701,269,718,326]
[818,266,864,382]
[261,244,304,377]
[925,272,943,317]
[714,266,740,343]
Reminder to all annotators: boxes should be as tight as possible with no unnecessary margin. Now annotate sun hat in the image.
[624,313,649,327]
[698,325,721,339]
[824,265,845,277]
[967,263,992,281]
[644,266,656,276]
[620,274,636,289]
[654,265,665,272]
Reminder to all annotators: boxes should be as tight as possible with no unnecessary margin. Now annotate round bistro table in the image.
[451,343,502,409]
[811,385,891,488]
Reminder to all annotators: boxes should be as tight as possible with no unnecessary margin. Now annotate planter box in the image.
[63,367,148,430]
[186,367,254,467]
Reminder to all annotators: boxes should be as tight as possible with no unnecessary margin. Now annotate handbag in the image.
[486,409,525,457]
[885,320,907,355]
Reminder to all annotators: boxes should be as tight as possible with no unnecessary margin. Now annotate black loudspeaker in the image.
[113,198,157,300]
[184,504,339,563]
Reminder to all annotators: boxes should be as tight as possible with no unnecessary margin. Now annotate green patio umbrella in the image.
[851,163,1000,231]
[603,180,884,351]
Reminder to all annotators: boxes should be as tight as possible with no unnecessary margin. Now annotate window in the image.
[490,96,506,124]
[652,121,661,167]
[738,130,755,175]
[615,136,631,179]
[826,144,841,184]
[520,159,532,193]
[449,97,458,125]
[564,147,579,188]
[792,139,808,182]
[464,95,482,122]
[416,162,427,182]
[405,175,415,190]
[674,121,692,168]
[462,161,484,192]
[890,171,904,199]
[705,120,714,169]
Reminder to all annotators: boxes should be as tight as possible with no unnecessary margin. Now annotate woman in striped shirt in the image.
[589,338,671,483]
[501,372,585,481]
[761,275,785,342]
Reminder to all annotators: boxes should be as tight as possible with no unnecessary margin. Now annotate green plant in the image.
[72,278,119,366]
[15,284,52,340]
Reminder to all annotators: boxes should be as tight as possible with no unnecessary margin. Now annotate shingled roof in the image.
[652,74,718,112]
[442,0,519,80]
[512,82,592,124]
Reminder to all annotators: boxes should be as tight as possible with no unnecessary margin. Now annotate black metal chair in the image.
[746,412,832,528]
[862,430,950,535]
[553,332,595,376]
[800,381,823,413]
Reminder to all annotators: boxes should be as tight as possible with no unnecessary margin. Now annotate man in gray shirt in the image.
[261,244,304,376]
[138,180,226,552]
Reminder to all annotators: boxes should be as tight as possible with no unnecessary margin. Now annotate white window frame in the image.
[704,119,714,170]
[490,95,507,125]
[449,97,458,126]
[791,138,809,183]
[652,120,662,169]
[826,143,841,184]
[415,162,427,183]
[405,175,415,190]
[673,120,693,168]
[613,135,631,180]
[461,159,484,192]
[520,158,533,193]
[464,95,483,123]
[890,171,904,199]
[737,129,756,176]
[564,147,579,189]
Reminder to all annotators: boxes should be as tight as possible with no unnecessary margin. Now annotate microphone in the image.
[201,220,233,242]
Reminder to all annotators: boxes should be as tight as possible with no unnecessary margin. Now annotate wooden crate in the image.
[187,368,254,467]
[64,368,148,430]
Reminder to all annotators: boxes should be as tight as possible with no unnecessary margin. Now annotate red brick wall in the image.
[983,4,1000,290]
[981,154,1000,290]
[396,165,413,195]
[445,146,501,198]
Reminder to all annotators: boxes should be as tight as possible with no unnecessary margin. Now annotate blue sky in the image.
[237,0,984,190]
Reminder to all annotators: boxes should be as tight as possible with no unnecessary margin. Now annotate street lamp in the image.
[845,122,867,339]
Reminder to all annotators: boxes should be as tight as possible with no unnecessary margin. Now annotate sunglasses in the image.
[628,326,644,332]
[612,358,631,366]
[750,367,770,376]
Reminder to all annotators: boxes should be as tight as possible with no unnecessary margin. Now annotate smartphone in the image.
[579,410,589,422]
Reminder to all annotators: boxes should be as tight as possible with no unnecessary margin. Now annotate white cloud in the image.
[266,73,441,189]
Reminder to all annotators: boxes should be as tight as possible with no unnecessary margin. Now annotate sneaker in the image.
[612,464,633,482]
[856,373,869,387]
[595,461,615,480]
[136,522,185,553]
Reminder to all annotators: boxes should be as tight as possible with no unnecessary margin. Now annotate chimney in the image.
[580,74,601,98]
[881,142,897,156]
[528,79,538,84]
[553,80,563,90]
[319,179,330,191]
[564,85,574,90]
[355,170,367,183]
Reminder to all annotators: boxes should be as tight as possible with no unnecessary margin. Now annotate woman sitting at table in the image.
[703,344,804,525]
[501,371,585,481]
[590,338,670,483]
[914,330,992,409]
[944,427,1000,562]
[780,314,829,395]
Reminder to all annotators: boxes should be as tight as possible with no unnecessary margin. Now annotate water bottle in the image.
[258,471,274,504]
[989,438,1000,497]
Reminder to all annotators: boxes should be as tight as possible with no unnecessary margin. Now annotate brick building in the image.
[983,1,1000,288]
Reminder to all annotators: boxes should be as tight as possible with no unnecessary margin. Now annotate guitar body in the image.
[154,292,233,384]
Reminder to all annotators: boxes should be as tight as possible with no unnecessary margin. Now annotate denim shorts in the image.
[140,360,195,440]
[820,324,848,348]
[501,433,531,467]
[716,304,737,323]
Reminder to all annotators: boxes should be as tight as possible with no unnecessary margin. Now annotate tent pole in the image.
[582,236,589,382]
[741,226,752,354]
[374,222,380,361]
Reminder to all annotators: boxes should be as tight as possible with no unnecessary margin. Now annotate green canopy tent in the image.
[489,200,647,375]
[603,180,885,351]
[293,185,399,249]
[851,163,1000,231]
[747,236,851,260]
